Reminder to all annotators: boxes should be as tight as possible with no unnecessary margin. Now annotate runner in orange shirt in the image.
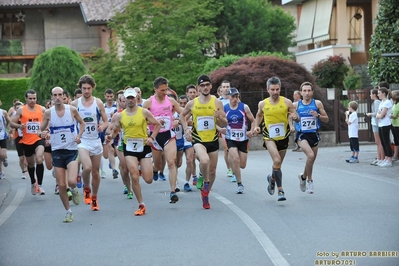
[10,90,46,195]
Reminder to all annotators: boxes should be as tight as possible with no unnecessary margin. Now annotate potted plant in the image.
[343,66,361,100]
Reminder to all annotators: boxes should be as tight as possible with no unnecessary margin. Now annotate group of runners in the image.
[1,74,329,222]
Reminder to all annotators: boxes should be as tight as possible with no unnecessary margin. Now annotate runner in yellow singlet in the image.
[253,76,298,202]
[180,74,227,209]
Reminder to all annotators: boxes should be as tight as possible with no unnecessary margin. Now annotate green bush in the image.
[0,78,30,111]
[311,55,349,89]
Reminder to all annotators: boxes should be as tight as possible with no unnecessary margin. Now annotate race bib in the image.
[52,128,74,146]
[197,116,215,131]
[126,138,144,152]
[84,122,97,135]
[231,129,246,141]
[268,123,285,139]
[26,122,40,134]
[173,125,183,139]
[300,116,317,131]
[155,116,171,130]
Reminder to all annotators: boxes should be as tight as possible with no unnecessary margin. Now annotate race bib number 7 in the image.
[126,138,144,152]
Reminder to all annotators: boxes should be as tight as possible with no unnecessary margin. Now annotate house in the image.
[0,0,130,77]
[280,0,378,71]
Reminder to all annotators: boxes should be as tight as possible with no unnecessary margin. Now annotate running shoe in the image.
[306,181,314,194]
[112,169,119,179]
[347,158,359,163]
[37,185,45,195]
[71,188,80,205]
[277,190,286,201]
[169,192,179,203]
[231,174,237,182]
[0,172,4,179]
[91,198,100,211]
[201,189,210,209]
[175,186,180,192]
[127,192,133,199]
[370,159,379,165]
[267,174,275,195]
[153,171,159,181]
[134,204,146,216]
[196,176,204,190]
[227,169,233,177]
[84,188,91,205]
[54,185,59,195]
[22,172,27,179]
[63,211,74,223]
[184,183,192,192]
[379,160,392,167]
[31,184,37,195]
[159,172,166,181]
[123,185,128,195]
[67,189,72,201]
[2,158,8,167]
[236,184,244,194]
[101,170,106,179]
[192,176,198,186]
[298,173,306,192]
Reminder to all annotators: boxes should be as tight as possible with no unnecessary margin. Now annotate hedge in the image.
[0,78,30,111]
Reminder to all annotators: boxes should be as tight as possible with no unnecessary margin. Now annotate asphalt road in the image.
[0,145,398,266]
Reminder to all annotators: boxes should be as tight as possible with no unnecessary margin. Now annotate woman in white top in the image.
[366,88,384,165]
[376,87,393,167]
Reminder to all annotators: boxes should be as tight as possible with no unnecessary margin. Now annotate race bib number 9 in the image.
[300,117,317,131]
[26,122,40,134]
[197,116,215,131]
[126,138,144,152]
[268,123,285,139]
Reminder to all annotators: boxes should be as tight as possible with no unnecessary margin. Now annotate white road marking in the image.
[214,193,290,266]
[0,186,26,227]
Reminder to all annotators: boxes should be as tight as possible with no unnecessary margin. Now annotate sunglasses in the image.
[199,83,211,88]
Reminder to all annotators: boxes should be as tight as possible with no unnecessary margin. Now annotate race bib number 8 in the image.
[26,122,40,134]
[197,116,215,131]
[268,123,285,139]
[300,117,317,131]
[126,138,144,152]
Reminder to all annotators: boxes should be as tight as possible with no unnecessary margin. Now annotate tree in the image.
[88,41,131,97]
[28,46,86,104]
[368,0,399,85]
[108,0,222,95]
[214,0,296,56]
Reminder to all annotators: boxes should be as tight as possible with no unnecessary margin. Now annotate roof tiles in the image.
[0,0,130,23]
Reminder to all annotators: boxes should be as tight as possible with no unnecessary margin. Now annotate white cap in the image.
[124,88,137,98]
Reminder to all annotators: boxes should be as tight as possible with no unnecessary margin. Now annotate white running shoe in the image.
[0,172,5,179]
[379,160,392,167]
[306,181,314,194]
